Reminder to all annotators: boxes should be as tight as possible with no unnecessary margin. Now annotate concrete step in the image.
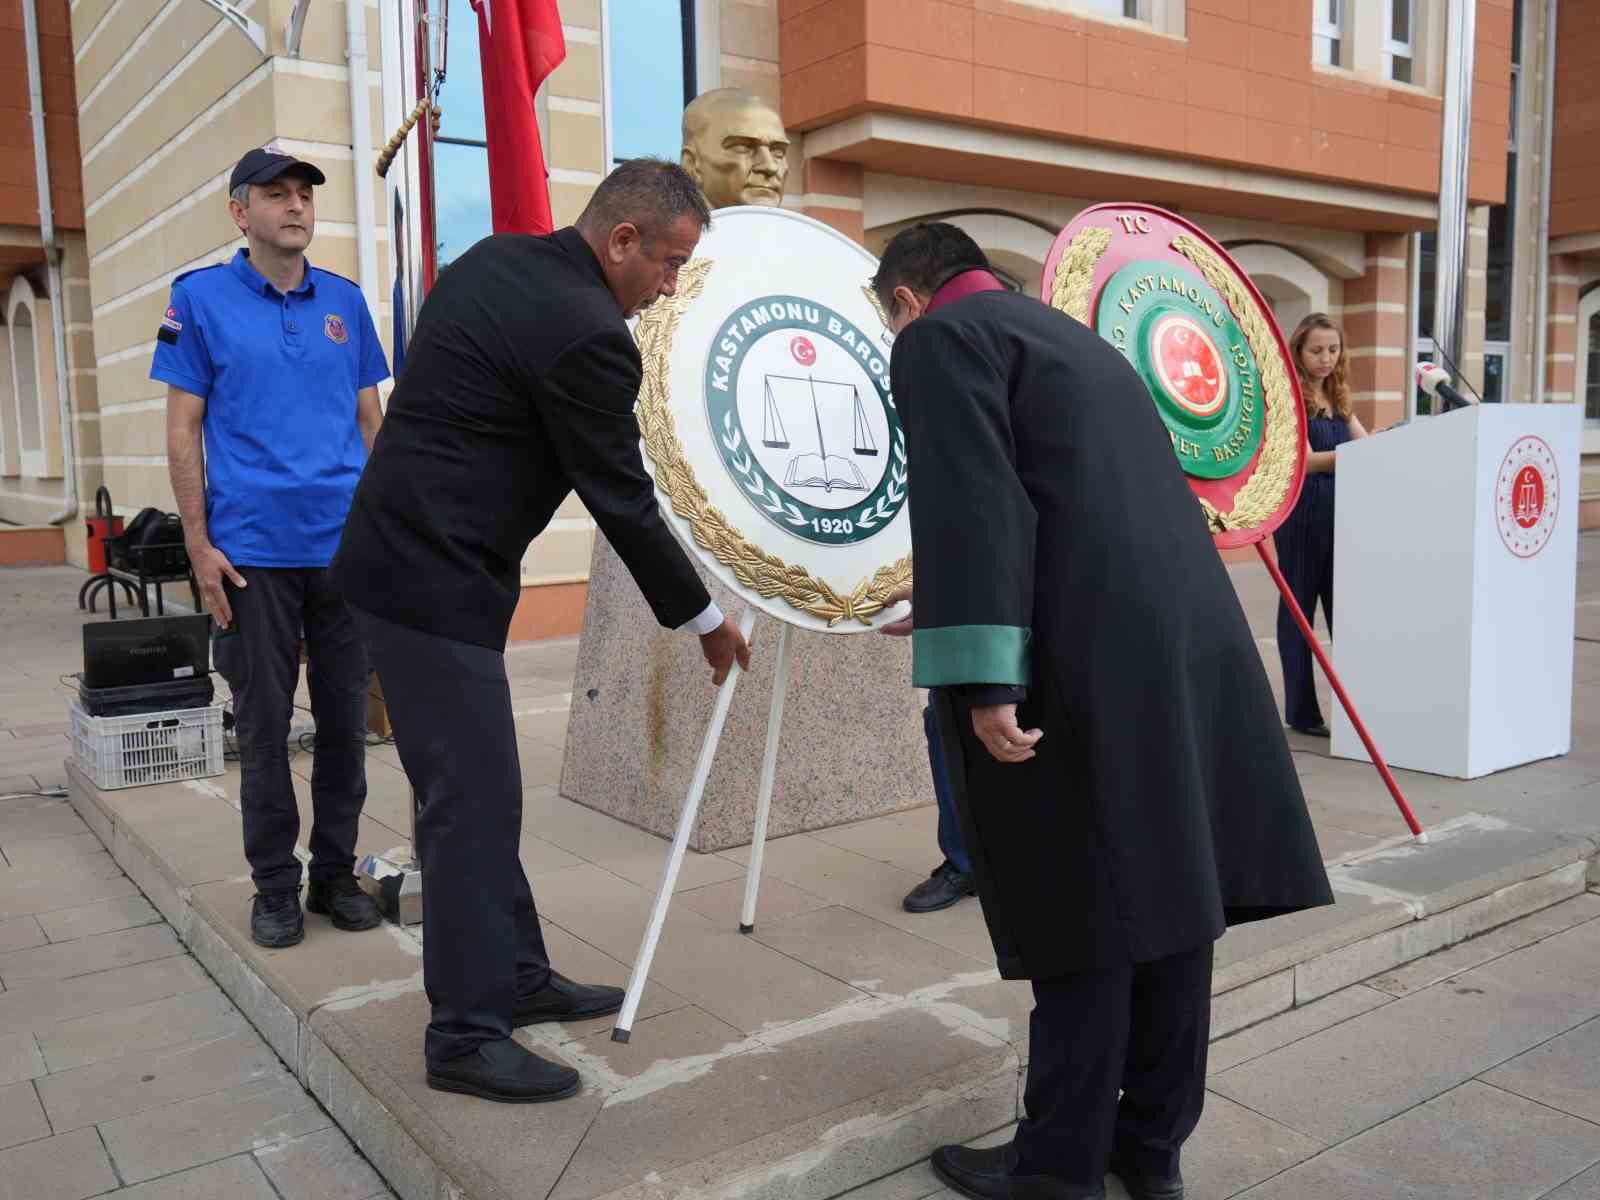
[64,762,1598,1200]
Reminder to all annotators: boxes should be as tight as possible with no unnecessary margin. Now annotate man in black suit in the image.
[331,160,750,1103]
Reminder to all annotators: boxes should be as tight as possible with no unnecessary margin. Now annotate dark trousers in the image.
[1012,943,1213,1191]
[923,705,970,875]
[214,567,369,894]
[1274,511,1334,729]
[349,607,552,1065]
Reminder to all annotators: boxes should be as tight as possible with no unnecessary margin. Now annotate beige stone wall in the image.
[67,0,391,565]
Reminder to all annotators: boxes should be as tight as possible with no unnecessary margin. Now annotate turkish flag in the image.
[471,0,566,235]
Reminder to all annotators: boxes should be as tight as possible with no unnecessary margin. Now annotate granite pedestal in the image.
[560,535,933,852]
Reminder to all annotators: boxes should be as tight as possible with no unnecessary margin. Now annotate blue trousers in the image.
[924,705,970,875]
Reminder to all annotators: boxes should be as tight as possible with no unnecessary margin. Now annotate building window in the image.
[1386,0,1415,83]
[607,0,696,167]
[1314,0,1344,68]
[1585,311,1600,422]
[1084,0,1142,18]
[434,0,492,267]
[6,284,45,478]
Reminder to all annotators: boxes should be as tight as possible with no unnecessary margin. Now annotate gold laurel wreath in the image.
[1049,226,1112,323]
[1046,226,1297,534]
[634,259,913,626]
[1170,235,1297,533]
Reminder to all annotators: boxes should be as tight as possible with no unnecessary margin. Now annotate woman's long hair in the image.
[1289,312,1351,420]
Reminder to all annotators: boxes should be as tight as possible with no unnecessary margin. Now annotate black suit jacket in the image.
[331,229,709,650]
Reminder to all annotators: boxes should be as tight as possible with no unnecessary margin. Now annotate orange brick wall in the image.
[1550,1,1599,239]
[779,0,1510,206]
[0,0,85,230]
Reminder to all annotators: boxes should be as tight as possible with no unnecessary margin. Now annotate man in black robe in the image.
[874,223,1333,1200]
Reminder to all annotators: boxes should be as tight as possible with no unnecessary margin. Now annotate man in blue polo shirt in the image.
[153,148,389,949]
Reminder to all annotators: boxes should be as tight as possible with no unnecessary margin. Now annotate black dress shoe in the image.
[1108,1153,1184,1200]
[305,874,383,931]
[1288,721,1331,738]
[251,889,304,948]
[930,1144,1103,1200]
[513,971,625,1026]
[426,1037,581,1103]
[903,861,976,914]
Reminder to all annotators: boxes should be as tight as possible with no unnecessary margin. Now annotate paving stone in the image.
[1208,985,1390,1079]
[0,1031,44,1085]
[536,919,691,1039]
[0,1127,118,1200]
[111,1153,281,1199]
[676,873,831,928]
[101,1074,331,1184]
[752,905,989,995]
[1482,1016,1600,1125]
[1452,860,1591,940]
[524,1003,747,1090]
[1369,891,1600,997]
[37,986,246,1073]
[0,1079,49,1150]
[183,903,303,1072]
[0,921,181,987]
[0,863,140,922]
[0,832,106,872]
[1236,1081,1600,1199]
[0,797,86,843]
[1543,1162,1600,1199]
[36,1027,281,1132]
[0,954,211,1038]
[1293,909,1455,1003]
[810,811,953,877]
[34,893,160,942]
[1213,918,1600,1144]
[1182,1092,1327,1199]
[1212,888,1411,993]
[0,916,45,954]
[253,1125,389,1200]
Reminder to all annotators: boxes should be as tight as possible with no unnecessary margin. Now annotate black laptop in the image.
[82,615,212,688]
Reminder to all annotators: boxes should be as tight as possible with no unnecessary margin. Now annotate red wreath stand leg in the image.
[1255,542,1426,842]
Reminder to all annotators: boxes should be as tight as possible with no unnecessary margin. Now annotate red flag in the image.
[471,0,566,235]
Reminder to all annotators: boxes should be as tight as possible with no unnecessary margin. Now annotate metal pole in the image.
[739,622,791,934]
[613,607,759,1043]
[1532,0,1560,404]
[1434,0,1478,384]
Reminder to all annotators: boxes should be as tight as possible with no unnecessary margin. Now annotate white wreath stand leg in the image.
[614,607,795,1043]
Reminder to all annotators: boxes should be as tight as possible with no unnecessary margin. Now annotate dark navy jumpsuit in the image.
[1274,413,1353,730]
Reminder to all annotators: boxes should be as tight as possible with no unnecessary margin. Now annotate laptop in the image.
[82,614,212,689]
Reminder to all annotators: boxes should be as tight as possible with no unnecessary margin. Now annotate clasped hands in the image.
[879,585,1043,764]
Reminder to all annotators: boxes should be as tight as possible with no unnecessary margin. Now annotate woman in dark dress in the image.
[1274,313,1369,736]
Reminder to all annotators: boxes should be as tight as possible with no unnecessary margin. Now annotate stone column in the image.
[1343,232,1411,430]
[560,535,931,852]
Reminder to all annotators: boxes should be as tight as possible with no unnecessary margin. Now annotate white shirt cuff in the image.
[681,601,725,637]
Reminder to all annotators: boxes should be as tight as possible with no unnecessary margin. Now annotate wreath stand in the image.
[612,606,792,1042]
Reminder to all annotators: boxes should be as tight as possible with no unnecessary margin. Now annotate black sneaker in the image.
[426,1037,581,1103]
[251,889,304,948]
[903,861,976,914]
[305,874,383,931]
[930,1144,1100,1200]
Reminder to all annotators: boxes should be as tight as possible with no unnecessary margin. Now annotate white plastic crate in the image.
[69,698,225,790]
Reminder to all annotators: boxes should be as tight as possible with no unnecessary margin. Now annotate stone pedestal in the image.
[560,535,931,852]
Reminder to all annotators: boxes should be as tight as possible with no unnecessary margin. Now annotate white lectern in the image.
[1331,403,1582,779]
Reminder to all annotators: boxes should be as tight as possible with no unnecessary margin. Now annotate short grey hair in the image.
[576,159,711,244]
[230,183,251,208]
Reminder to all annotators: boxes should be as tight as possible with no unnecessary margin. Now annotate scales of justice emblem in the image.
[705,294,905,548]
[1496,435,1559,559]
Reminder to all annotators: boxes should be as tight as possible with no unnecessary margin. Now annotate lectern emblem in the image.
[704,294,906,547]
[1496,436,1559,558]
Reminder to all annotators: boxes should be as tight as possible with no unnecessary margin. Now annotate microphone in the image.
[1416,362,1475,412]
